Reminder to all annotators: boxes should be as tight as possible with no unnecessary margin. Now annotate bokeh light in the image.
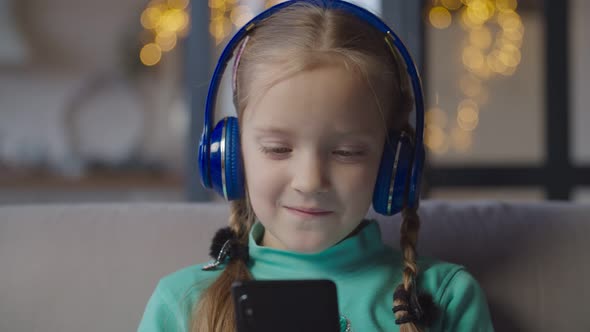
[168,0,189,10]
[157,9,188,33]
[156,31,177,52]
[425,125,450,154]
[467,0,494,23]
[141,7,163,30]
[496,0,518,12]
[469,26,493,50]
[462,45,485,71]
[442,0,463,11]
[457,99,480,131]
[140,43,162,66]
[429,6,453,29]
[426,106,449,129]
[139,0,191,66]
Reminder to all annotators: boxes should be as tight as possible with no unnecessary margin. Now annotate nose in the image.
[290,152,329,195]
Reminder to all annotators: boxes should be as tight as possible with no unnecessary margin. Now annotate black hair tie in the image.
[393,284,439,327]
[395,315,417,325]
[202,227,249,271]
[392,304,411,313]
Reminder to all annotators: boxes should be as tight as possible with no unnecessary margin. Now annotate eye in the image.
[333,150,365,157]
[259,146,292,155]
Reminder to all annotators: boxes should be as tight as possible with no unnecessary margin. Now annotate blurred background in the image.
[0,0,587,205]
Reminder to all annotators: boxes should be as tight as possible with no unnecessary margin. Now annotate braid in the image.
[400,207,420,289]
[393,206,423,332]
[191,199,255,332]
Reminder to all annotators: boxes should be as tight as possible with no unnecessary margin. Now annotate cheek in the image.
[241,140,283,203]
[336,165,379,197]
[331,158,382,212]
[337,152,382,186]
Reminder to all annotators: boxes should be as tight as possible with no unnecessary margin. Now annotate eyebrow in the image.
[252,126,377,139]
[253,127,293,135]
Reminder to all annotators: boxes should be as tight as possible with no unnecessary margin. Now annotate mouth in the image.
[284,206,334,217]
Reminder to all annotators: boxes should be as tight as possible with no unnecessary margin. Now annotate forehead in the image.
[242,65,386,135]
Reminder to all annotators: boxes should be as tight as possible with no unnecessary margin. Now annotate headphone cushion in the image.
[224,117,245,200]
[198,132,211,189]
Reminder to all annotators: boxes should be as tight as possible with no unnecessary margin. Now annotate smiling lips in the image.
[284,206,334,217]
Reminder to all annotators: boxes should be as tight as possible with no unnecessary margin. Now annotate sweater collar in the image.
[247,219,386,278]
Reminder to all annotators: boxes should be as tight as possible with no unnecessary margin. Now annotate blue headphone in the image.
[198,0,425,216]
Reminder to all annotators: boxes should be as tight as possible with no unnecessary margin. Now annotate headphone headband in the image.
[199,0,425,209]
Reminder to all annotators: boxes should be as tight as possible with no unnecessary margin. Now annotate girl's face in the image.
[241,64,387,253]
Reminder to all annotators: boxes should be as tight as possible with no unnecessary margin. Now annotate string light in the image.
[139,0,191,66]
[207,0,263,46]
[425,0,524,153]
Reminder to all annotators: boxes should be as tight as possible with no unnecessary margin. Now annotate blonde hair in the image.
[192,3,424,331]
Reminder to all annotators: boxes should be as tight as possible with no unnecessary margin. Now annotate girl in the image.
[138,1,494,331]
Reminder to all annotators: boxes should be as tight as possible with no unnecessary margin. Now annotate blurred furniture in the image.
[0,169,184,204]
[0,200,589,331]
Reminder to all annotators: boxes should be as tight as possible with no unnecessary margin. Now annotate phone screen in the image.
[231,279,341,332]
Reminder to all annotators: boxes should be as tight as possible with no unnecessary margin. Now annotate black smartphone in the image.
[231,279,341,332]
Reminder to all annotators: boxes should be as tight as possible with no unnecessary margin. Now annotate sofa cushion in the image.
[0,201,588,332]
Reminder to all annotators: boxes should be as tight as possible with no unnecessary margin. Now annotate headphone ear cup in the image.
[406,145,425,209]
[209,116,244,200]
[224,117,245,200]
[372,132,414,216]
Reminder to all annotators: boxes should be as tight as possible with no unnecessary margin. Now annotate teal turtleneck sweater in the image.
[138,220,494,332]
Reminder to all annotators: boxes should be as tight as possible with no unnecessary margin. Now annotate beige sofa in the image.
[1,200,589,332]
